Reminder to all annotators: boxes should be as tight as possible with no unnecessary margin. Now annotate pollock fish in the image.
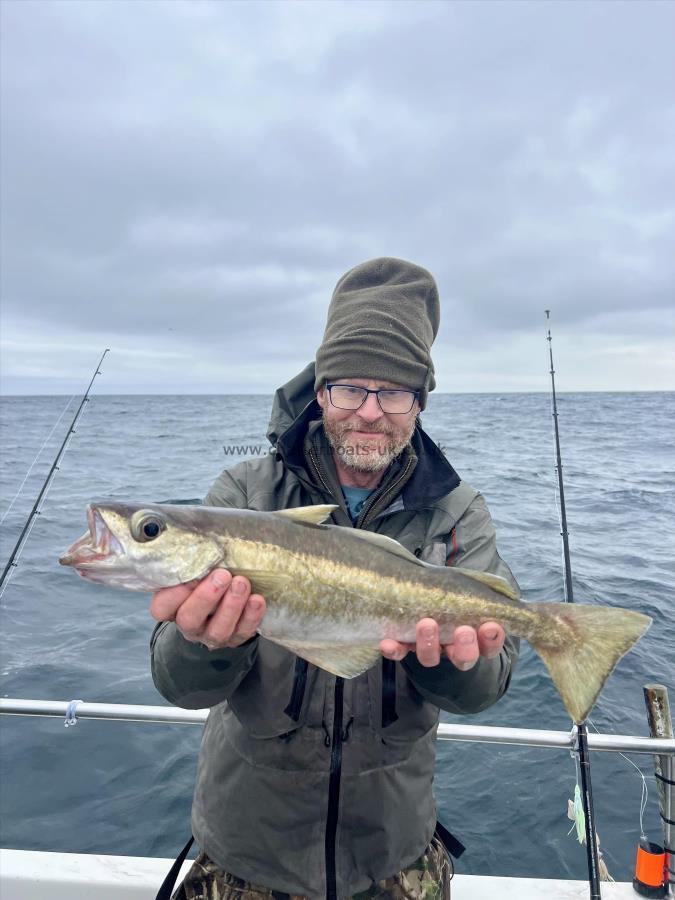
[59,502,651,723]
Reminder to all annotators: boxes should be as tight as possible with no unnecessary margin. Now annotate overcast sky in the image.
[1,0,673,395]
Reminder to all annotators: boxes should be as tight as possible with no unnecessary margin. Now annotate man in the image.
[150,257,519,900]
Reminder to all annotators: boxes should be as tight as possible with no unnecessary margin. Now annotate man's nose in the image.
[356,392,384,423]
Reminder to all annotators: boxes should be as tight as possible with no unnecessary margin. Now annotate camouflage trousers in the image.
[173,836,452,900]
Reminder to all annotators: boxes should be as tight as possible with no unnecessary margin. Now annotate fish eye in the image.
[130,511,166,543]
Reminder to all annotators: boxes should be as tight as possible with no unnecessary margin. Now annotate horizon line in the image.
[2,388,673,398]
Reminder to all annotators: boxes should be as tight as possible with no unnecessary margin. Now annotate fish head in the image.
[59,502,223,591]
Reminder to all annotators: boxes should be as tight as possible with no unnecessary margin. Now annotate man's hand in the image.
[150,568,266,651]
[380,619,505,670]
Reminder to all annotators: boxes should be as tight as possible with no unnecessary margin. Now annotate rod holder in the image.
[644,684,674,897]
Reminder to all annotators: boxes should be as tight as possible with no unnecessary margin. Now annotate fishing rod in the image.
[545,311,602,899]
[0,349,110,595]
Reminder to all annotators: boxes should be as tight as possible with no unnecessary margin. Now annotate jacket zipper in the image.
[325,676,344,900]
[307,447,336,500]
[308,444,414,529]
[308,443,412,898]
[357,454,415,529]
[306,445,346,899]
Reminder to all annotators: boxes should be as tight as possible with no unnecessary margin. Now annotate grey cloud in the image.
[1,0,674,393]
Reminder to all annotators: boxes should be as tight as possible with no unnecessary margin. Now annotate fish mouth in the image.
[59,507,124,569]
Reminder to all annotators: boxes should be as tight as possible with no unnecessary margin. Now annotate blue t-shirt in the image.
[341,485,374,523]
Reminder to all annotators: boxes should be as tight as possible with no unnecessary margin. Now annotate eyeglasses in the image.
[326,383,419,414]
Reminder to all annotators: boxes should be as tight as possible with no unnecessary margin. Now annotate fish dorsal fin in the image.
[454,566,520,600]
[274,505,428,568]
[273,504,338,525]
[345,529,429,566]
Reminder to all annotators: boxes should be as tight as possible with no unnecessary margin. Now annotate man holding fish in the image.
[150,257,518,900]
[59,259,648,897]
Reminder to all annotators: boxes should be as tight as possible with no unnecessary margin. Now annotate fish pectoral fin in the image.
[453,567,520,600]
[267,637,381,679]
[227,569,292,598]
[273,504,339,525]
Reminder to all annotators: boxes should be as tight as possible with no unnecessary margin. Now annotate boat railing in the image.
[2,697,674,755]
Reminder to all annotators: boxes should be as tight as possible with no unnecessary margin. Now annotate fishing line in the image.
[0,395,76,526]
[587,717,649,842]
[0,512,44,602]
[0,413,82,602]
[0,350,110,598]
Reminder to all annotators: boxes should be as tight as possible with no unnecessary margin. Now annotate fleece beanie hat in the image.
[314,257,440,409]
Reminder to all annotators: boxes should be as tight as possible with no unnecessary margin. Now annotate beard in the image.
[322,410,415,473]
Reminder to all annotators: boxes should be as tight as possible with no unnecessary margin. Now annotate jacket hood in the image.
[267,364,460,509]
[267,362,318,447]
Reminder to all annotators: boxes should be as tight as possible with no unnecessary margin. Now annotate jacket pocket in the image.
[227,638,316,738]
[221,640,330,772]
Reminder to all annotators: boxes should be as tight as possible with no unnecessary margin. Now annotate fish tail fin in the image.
[530,602,651,723]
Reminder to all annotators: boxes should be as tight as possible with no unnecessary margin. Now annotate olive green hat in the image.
[314,257,440,409]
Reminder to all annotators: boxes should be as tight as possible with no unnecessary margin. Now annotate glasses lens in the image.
[330,385,368,409]
[378,390,415,413]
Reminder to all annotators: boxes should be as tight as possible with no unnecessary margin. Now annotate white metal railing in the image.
[2,697,674,755]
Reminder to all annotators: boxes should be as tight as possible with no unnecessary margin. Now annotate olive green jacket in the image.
[151,363,519,898]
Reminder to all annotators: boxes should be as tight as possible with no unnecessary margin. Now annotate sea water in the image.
[1,391,673,880]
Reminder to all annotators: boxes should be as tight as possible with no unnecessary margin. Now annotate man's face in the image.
[316,377,419,473]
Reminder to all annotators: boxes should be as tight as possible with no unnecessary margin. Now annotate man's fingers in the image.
[376,620,506,669]
[149,581,200,622]
[197,575,252,646]
[444,625,479,671]
[234,594,266,640]
[476,621,505,659]
[415,618,441,668]
[379,639,413,661]
[174,569,233,641]
[443,623,503,670]
[205,590,265,648]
